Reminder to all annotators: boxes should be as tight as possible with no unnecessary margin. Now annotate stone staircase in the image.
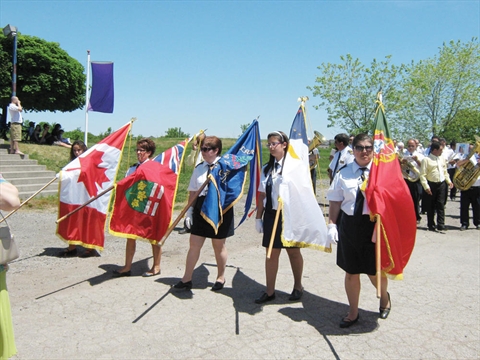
[0,147,58,199]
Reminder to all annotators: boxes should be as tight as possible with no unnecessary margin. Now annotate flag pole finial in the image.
[377,87,383,103]
[297,96,309,106]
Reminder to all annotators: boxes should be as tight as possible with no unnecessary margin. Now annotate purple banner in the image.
[88,62,114,113]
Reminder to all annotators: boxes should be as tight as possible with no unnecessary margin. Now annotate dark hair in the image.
[264,131,289,176]
[334,133,349,146]
[137,138,156,158]
[430,141,441,151]
[352,133,373,147]
[70,140,87,161]
[202,136,222,155]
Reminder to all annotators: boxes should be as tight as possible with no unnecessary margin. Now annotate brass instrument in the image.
[309,131,325,170]
[398,151,420,182]
[453,136,480,191]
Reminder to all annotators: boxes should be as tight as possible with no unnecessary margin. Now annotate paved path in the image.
[5,195,479,359]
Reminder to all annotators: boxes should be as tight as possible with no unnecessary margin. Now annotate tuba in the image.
[309,131,325,170]
[397,151,420,182]
[453,136,480,191]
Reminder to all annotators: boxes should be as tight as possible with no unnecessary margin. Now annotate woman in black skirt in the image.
[174,136,233,291]
[254,131,304,304]
[327,133,391,328]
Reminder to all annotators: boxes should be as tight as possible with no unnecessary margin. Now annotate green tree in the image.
[400,39,480,138]
[0,32,85,126]
[164,127,189,138]
[239,123,249,137]
[308,54,406,135]
[440,109,480,144]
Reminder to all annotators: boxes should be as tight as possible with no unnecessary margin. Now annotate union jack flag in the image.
[154,141,186,174]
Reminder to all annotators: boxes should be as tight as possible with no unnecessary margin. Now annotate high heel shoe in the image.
[379,292,391,319]
[340,314,359,328]
[173,280,192,290]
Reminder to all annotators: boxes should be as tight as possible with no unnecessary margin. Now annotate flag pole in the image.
[0,177,57,224]
[375,214,382,298]
[56,185,113,224]
[267,200,283,259]
[159,176,211,246]
[84,50,90,146]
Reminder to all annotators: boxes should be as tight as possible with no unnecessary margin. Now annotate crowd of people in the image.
[6,96,73,153]
[328,133,479,233]
[2,116,478,349]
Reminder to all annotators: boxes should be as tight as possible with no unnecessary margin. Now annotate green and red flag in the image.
[109,140,188,245]
[365,96,416,279]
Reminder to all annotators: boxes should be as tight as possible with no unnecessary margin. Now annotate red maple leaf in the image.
[77,149,110,197]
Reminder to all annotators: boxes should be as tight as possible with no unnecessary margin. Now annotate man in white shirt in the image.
[401,139,424,223]
[328,133,354,183]
[8,96,24,155]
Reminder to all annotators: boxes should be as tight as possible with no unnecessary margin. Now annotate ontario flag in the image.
[108,140,188,244]
[200,120,260,234]
[278,105,330,252]
[56,121,131,250]
[365,95,416,279]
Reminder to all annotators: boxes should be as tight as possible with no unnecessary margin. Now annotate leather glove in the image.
[327,223,338,245]
[185,207,193,229]
[255,219,263,233]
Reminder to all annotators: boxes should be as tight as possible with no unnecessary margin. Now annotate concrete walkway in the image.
[6,195,479,359]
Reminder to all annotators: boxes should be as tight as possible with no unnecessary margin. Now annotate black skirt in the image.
[262,209,292,249]
[191,196,234,239]
[337,211,376,275]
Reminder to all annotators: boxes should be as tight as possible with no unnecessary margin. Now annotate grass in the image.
[14,138,333,210]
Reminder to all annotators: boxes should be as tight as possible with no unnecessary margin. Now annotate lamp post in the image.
[3,24,18,96]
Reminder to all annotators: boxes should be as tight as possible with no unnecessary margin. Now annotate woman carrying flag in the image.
[254,131,304,304]
[174,136,233,291]
[327,133,391,328]
[113,138,162,277]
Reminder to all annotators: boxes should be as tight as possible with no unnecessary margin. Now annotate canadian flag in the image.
[56,122,131,251]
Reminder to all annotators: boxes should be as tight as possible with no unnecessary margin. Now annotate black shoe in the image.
[174,280,192,290]
[340,314,359,328]
[379,292,391,319]
[112,270,131,277]
[289,288,304,301]
[79,249,100,258]
[428,227,437,232]
[211,281,225,291]
[437,226,446,231]
[255,292,275,304]
[460,225,468,231]
[57,248,77,258]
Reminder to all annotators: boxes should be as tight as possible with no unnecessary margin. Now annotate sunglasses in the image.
[201,147,215,152]
[354,145,374,152]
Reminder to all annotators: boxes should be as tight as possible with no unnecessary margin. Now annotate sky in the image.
[1,0,479,140]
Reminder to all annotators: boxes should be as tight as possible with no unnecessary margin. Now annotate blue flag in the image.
[200,120,261,234]
[88,62,114,113]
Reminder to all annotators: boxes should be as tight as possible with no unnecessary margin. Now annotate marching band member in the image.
[254,131,304,304]
[401,139,424,224]
[327,133,391,328]
[113,138,162,277]
[175,136,232,291]
[328,133,354,184]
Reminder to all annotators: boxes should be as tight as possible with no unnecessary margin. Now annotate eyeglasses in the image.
[136,149,146,153]
[266,142,281,148]
[201,147,214,152]
[354,145,374,152]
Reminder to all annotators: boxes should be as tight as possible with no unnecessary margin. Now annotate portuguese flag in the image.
[365,96,416,279]
[109,141,187,244]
